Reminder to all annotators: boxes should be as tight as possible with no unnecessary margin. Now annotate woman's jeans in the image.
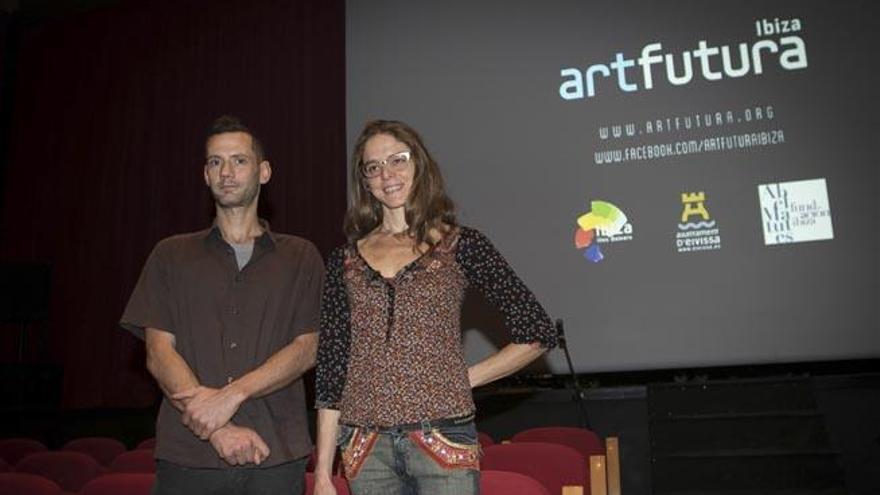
[338,419,481,495]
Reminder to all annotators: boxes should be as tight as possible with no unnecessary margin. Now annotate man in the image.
[121,116,323,494]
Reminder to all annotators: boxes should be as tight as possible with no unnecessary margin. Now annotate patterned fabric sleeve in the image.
[456,227,558,348]
[314,246,352,410]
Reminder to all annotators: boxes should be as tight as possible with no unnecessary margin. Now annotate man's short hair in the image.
[206,115,266,162]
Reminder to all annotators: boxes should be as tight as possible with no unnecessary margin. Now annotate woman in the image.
[313,120,557,495]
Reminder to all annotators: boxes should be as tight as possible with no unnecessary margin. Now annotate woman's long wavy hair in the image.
[344,120,457,248]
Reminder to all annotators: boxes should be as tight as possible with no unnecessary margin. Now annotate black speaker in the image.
[0,363,62,410]
[0,262,51,323]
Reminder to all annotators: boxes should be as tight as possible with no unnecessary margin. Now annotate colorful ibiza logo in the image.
[573,200,629,263]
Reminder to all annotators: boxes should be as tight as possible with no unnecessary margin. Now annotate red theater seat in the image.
[109,449,156,473]
[306,447,342,474]
[62,437,127,466]
[136,438,156,450]
[15,451,107,493]
[480,470,551,495]
[0,472,63,495]
[0,438,48,465]
[481,442,587,495]
[304,472,351,495]
[477,431,496,449]
[511,426,604,458]
[78,473,155,495]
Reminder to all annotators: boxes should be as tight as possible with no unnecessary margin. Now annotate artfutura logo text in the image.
[559,17,807,101]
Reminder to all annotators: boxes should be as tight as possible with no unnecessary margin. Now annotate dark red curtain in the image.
[0,0,346,408]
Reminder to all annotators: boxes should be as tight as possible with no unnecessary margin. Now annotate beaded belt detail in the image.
[341,428,378,480]
[409,430,480,470]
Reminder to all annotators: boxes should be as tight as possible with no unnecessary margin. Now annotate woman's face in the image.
[361,133,415,212]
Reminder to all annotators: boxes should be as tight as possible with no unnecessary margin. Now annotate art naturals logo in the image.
[559,17,806,101]
[676,192,722,253]
[759,178,833,245]
[573,200,633,263]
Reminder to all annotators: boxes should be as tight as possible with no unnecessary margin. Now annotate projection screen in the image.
[346,0,879,373]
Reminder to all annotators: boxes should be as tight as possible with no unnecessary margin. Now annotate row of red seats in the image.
[0,437,155,467]
[0,471,551,495]
[0,451,155,492]
[0,437,156,493]
[1,426,608,495]
[0,472,154,495]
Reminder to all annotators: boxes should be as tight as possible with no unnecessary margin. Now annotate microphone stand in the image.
[556,318,592,429]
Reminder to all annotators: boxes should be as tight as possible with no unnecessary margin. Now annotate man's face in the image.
[204,132,270,209]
